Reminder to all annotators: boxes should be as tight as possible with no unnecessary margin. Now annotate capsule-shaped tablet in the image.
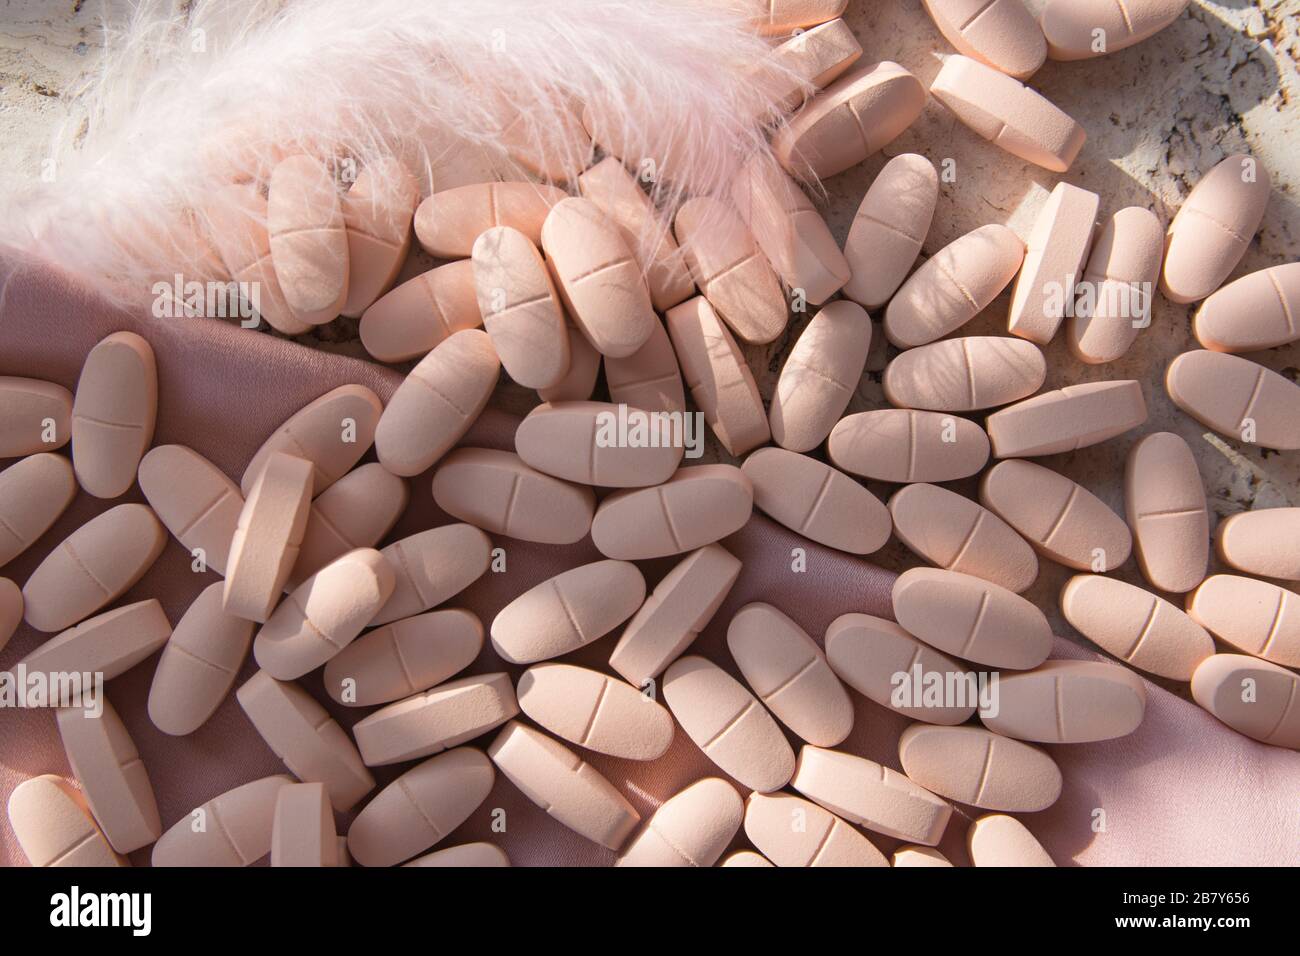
[1041,0,1190,60]
[772,60,926,179]
[70,331,157,499]
[242,384,384,495]
[770,300,872,451]
[1162,154,1271,304]
[8,775,126,867]
[288,463,407,590]
[268,155,348,324]
[237,670,374,812]
[1214,507,1300,581]
[1191,654,1300,750]
[22,503,166,633]
[665,297,770,456]
[538,322,602,404]
[662,655,795,793]
[340,157,419,319]
[432,448,595,546]
[721,850,775,867]
[922,0,1046,79]
[19,599,171,684]
[743,791,888,867]
[1166,350,1300,450]
[986,379,1147,458]
[347,747,494,867]
[0,377,72,457]
[490,560,646,664]
[980,659,1147,743]
[899,723,1061,812]
[223,452,313,623]
[1007,182,1100,345]
[673,197,787,345]
[893,845,954,867]
[591,465,754,561]
[893,567,1052,669]
[841,154,938,309]
[516,401,683,488]
[403,843,510,868]
[517,663,674,761]
[1124,432,1207,593]
[889,483,1038,593]
[371,524,492,626]
[930,55,1085,171]
[828,409,991,483]
[885,224,1025,348]
[824,613,978,724]
[742,448,891,555]
[1194,263,1300,353]
[0,453,77,569]
[0,577,19,652]
[488,721,640,850]
[414,182,566,259]
[967,814,1055,866]
[756,17,862,110]
[885,336,1045,412]
[980,459,1131,572]
[1187,575,1300,668]
[152,775,292,867]
[1066,206,1163,363]
[792,746,952,845]
[138,445,243,575]
[727,603,854,747]
[270,782,338,867]
[747,0,847,34]
[616,778,743,867]
[353,673,519,766]
[609,544,742,688]
[359,261,483,363]
[604,319,686,415]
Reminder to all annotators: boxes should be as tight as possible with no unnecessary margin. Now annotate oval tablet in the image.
[921,0,1046,79]
[71,331,157,498]
[829,409,991,483]
[517,662,674,761]
[538,322,601,404]
[1187,575,1300,668]
[1066,205,1163,363]
[604,319,686,415]
[0,578,19,652]
[884,224,1025,348]
[8,775,125,867]
[340,157,418,318]
[885,336,1045,412]
[288,463,407,590]
[1008,181,1101,345]
[0,377,72,457]
[371,524,493,626]
[152,775,292,867]
[980,659,1147,743]
[770,300,872,452]
[747,0,847,34]
[404,843,509,868]
[359,261,483,363]
[268,154,348,324]
[900,723,1062,812]
[757,17,862,110]
[22,503,166,633]
[1124,432,1208,593]
[985,379,1147,457]
[19,599,171,684]
[1191,654,1300,750]
[616,778,742,867]
[967,814,1054,866]
[893,567,1052,669]
[743,448,891,555]
[223,452,314,623]
[271,782,338,867]
[138,445,243,575]
[516,401,683,488]
[662,655,795,793]
[414,181,566,259]
[1214,507,1300,581]
[591,465,754,561]
[721,850,775,867]
[1166,350,1300,450]
[1194,263,1300,353]
[743,791,887,867]
[893,845,954,867]
[1042,0,1190,60]
[206,184,309,334]
[0,453,77,569]
[490,559,646,665]
[842,154,938,309]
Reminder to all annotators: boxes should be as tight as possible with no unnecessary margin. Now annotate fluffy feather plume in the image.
[0,0,803,307]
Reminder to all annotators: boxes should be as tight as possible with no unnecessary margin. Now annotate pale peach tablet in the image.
[930,55,1085,172]
[1162,153,1271,304]
[772,60,926,179]
[884,224,1025,348]
[893,845,953,867]
[138,445,243,575]
[538,322,602,403]
[888,483,1038,592]
[1194,263,1300,353]
[662,655,795,793]
[403,842,510,867]
[22,503,165,633]
[540,197,657,358]
[490,560,646,664]
[841,154,938,309]
[980,459,1131,572]
[985,379,1146,457]
[884,337,1045,412]
[1187,575,1300,668]
[900,723,1061,812]
[359,261,483,363]
[1066,206,1163,363]
[56,699,161,854]
[742,448,891,555]
[431,449,595,546]
[0,377,72,457]
[591,465,754,560]
[756,17,862,110]
[371,524,492,626]
[922,0,1046,79]
[8,775,126,867]
[70,331,157,499]
[0,453,76,568]
[223,452,313,623]
[792,746,952,845]
[488,721,640,850]
[268,155,348,324]
[1191,654,1300,749]
[824,613,978,724]
[353,672,519,766]
[324,608,483,706]
[721,850,775,867]
[414,182,566,259]
[770,300,872,451]
[894,567,1051,669]
[0,577,19,652]
[1007,182,1100,344]
[347,747,494,866]
[730,158,849,305]
[665,297,770,455]
[967,814,1054,866]
[1124,432,1208,592]
[608,544,743,688]
[517,662,674,761]
[472,226,569,389]
[1166,350,1300,450]
[577,157,695,312]
[375,329,499,477]
[236,670,374,812]
[19,600,171,683]
[498,102,592,183]
[340,158,419,318]
[242,384,384,495]
[747,0,848,34]
[270,782,337,867]
[743,791,888,867]
[727,603,854,747]
[516,401,683,488]
[980,659,1147,743]
[152,775,292,867]
[288,463,406,590]
[673,197,787,345]
[1214,507,1300,581]
[604,319,687,415]
[616,778,742,867]
[828,409,991,483]
[1042,0,1190,60]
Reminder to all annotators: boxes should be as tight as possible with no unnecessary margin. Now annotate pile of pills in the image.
[1,0,1298,868]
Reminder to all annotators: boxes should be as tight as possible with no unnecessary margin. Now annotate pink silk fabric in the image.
[1,255,1296,867]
